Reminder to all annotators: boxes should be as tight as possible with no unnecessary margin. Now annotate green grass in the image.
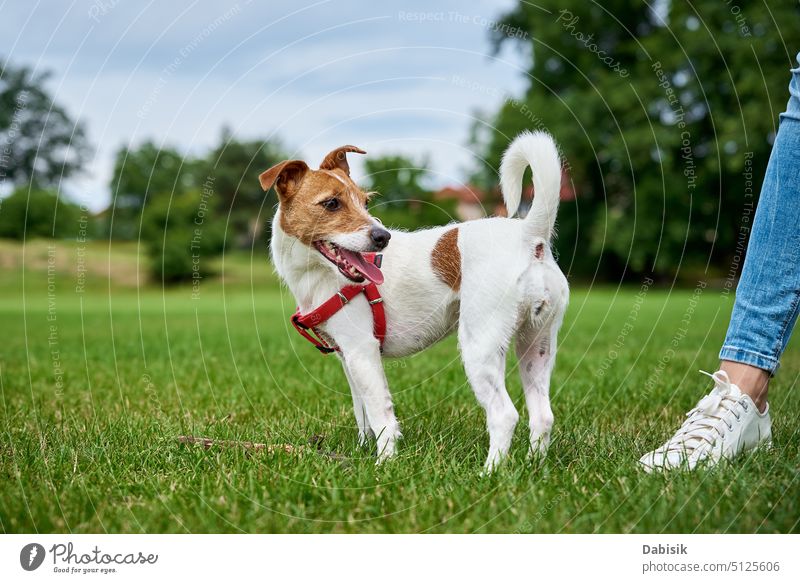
[1,240,798,533]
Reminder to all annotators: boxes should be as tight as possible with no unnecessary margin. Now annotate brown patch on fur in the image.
[431,228,461,291]
[259,160,308,193]
[259,155,373,245]
[534,242,545,259]
[280,170,371,244]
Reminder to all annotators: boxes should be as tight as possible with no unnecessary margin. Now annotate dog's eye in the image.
[320,198,340,211]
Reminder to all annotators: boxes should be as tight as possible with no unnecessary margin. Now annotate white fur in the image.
[271,132,569,470]
[329,228,374,253]
[500,130,562,239]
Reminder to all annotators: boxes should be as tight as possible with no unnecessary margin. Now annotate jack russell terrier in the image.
[261,131,568,471]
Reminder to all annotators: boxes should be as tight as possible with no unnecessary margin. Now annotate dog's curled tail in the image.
[500,130,562,241]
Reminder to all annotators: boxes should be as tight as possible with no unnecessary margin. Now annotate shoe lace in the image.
[662,370,742,455]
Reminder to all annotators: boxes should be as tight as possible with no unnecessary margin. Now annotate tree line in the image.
[3,0,798,283]
[0,58,453,282]
[468,0,800,282]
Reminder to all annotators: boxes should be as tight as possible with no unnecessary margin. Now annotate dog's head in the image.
[260,145,390,284]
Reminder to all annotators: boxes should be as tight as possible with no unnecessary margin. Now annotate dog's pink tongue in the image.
[340,248,384,285]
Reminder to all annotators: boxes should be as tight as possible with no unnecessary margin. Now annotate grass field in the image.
[1,240,798,533]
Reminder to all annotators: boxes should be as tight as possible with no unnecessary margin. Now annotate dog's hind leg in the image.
[515,319,558,460]
[458,311,519,472]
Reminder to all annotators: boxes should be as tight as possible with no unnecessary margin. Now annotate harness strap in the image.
[362,283,385,345]
[290,254,386,354]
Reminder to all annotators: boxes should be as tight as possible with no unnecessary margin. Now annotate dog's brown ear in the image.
[259,160,309,198]
[319,145,366,175]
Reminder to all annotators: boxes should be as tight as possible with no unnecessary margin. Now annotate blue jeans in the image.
[720,53,800,374]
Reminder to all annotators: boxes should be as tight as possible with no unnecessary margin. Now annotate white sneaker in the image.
[639,370,772,472]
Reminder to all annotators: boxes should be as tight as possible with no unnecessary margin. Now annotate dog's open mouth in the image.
[313,241,384,285]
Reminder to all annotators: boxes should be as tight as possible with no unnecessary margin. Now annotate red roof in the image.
[434,169,576,206]
[433,184,487,204]
[521,169,576,201]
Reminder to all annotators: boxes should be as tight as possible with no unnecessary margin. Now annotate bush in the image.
[0,185,86,239]
[141,191,225,283]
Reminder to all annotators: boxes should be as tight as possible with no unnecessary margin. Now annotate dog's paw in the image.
[374,428,401,464]
[375,451,396,466]
[481,450,508,475]
[375,442,398,465]
[528,432,551,456]
[527,433,551,466]
[357,428,376,447]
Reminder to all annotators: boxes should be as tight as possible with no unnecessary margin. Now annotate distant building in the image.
[434,169,576,221]
[433,184,491,221]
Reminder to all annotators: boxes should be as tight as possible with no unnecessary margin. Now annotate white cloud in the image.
[2,0,527,211]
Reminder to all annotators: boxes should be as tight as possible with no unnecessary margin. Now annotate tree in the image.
[109,130,289,247]
[140,190,225,283]
[202,127,289,247]
[0,184,84,239]
[107,141,201,239]
[0,58,89,188]
[362,154,457,230]
[471,0,800,280]
[362,154,430,206]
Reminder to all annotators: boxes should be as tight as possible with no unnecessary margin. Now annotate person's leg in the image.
[640,53,800,471]
[718,361,770,411]
[719,52,800,410]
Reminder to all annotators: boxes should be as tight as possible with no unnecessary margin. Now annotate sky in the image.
[1,0,531,211]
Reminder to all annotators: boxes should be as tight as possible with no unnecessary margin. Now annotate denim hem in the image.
[719,345,780,375]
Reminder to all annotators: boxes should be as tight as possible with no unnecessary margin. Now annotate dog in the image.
[261,132,569,470]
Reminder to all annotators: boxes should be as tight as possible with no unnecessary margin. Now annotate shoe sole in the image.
[638,435,772,473]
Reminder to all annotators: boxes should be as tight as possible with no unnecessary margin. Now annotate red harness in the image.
[290,253,385,354]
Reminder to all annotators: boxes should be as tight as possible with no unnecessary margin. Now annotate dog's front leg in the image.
[341,346,401,462]
[341,362,375,446]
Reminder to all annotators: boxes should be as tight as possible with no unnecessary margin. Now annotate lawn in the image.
[1,240,798,533]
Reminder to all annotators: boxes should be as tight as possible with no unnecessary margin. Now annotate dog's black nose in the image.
[370,227,391,250]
